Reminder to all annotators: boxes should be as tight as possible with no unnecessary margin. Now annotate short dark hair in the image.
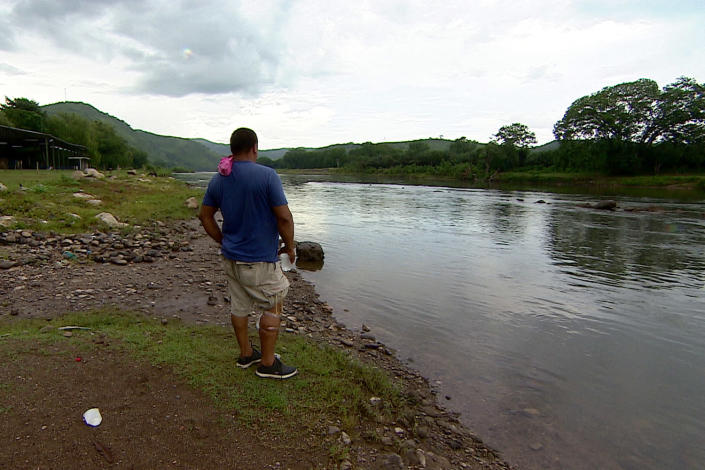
[230,128,258,155]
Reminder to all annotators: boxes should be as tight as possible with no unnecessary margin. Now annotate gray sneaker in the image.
[255,358,298,379]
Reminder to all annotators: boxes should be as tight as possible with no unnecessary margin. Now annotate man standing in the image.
[198,127,297,379]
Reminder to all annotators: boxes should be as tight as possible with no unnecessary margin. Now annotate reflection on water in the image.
[178,172,705,470]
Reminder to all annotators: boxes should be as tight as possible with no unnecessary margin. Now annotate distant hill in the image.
[41,101,516,170]
[190,138,288,161]
[43,102,221,171]
[530,140,560,153]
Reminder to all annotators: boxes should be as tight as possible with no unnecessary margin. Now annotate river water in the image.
[178,172,705,470]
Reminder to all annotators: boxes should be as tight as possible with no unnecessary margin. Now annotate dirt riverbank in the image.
[0,218,513,470]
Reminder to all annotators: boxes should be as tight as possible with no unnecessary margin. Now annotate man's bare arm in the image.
[272,204,295,260]
[198,204,223,245]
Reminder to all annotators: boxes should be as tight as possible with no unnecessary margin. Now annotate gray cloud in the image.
[0,63,26,75]
[6,0,289,97]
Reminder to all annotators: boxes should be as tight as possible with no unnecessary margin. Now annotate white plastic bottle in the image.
[280,251,295,272]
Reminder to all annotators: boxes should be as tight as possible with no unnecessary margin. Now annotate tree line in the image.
[0,97,149,169]
[264,76,704,178]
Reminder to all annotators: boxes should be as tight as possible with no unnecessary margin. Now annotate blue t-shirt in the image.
[202,161,288,262]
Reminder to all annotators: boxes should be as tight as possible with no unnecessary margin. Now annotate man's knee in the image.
[259,311,280,332]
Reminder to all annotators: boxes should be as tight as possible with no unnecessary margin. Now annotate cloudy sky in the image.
[1,0,703,149]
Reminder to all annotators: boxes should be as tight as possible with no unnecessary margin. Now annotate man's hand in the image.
[278,243,296,264]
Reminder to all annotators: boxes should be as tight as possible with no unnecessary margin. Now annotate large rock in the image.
[296,241,324,262]
[73,192,94,199]
[85,168,105,179]
[578,200,617,210]
[185,197,199,209]
[95,212,127,227]
[0,215,15,227]
[593,200,617,210]
[71,170,84,180]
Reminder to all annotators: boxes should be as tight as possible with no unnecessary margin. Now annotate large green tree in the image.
[492,123,537,148]
[1,97,46,131]
[554,77,705,144]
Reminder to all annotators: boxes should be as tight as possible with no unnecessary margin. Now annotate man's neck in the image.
[232,149,257,162]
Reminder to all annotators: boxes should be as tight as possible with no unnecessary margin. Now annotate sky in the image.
[1,0,703,149]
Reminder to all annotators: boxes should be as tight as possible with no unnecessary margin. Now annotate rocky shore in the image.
[1,218,512,470]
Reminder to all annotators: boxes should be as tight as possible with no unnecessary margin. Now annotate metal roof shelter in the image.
[0,125,89,170]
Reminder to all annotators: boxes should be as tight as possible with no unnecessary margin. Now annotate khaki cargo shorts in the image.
[222,257,289,317]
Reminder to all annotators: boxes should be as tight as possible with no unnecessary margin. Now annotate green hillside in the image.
[192,139,308,161]
[43,102,221,171]
[40,102,469,170]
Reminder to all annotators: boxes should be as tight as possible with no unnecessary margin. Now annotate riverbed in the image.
[179,172,705,470]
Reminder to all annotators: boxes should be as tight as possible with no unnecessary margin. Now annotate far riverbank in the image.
[276,168,705,200]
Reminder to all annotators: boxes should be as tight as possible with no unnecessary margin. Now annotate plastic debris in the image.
[83,408,102,427]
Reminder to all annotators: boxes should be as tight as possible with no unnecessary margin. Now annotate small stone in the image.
[0,260,17,269]
[339,460,353,470]
[161,318,168,326]
[394,427,405,436]
[362,324,370,332]
[415,426,429,439]
[63,331,73,338]
[360,332,376,341]
[0,216,15,227]
[95,212,127,228]
[327,425,341,435]
[340,431,352,445]
[530,442,544,451]
[110,258,128,266]
[448,438,463,450]
[369,397,382,407]
[415,449,426,468]
[377,453,403,470]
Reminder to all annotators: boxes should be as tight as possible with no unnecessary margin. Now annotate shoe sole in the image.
[237,353,280,369]
[255,368,298,379]
[236,358,261,369]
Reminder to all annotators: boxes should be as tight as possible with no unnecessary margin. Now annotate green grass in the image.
[0,170,203,233]
[0,309,403,435]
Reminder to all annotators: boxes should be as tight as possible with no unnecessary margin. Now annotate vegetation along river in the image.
[179,172,705,470]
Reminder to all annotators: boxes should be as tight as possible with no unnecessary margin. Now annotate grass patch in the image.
[0,309,403,435]
[0,170,203,233]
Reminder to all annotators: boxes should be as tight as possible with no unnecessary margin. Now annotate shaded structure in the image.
[0,125,89,170]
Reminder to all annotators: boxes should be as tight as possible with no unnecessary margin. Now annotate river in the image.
[177,172,705,470]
